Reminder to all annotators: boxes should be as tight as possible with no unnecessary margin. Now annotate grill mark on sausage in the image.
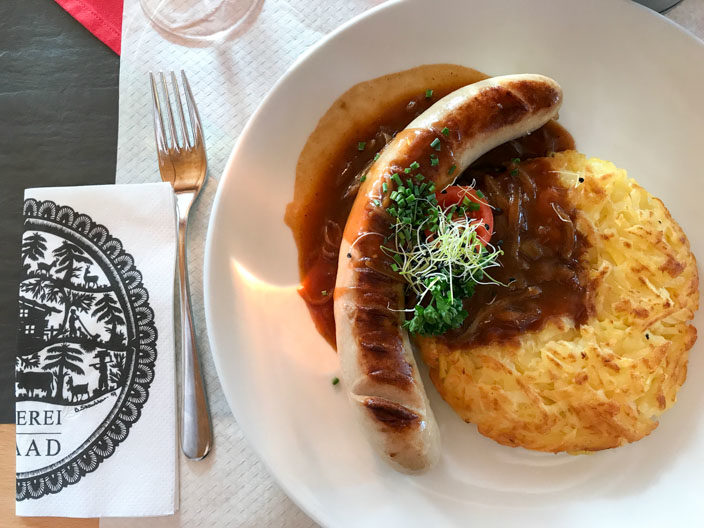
[353,300,413,389]
[367,368,415,386]
[364,397,421,429]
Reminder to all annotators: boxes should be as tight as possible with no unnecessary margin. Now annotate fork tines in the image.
[149,70,204,153]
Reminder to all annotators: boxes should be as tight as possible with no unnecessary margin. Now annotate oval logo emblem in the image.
[16,199,157,500]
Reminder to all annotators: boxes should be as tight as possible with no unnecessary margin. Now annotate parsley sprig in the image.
[381,168,502,336]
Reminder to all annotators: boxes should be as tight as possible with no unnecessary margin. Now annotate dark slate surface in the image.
[0,0,119,424]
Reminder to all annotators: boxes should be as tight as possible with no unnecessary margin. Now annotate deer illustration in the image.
[66,377,89,402]
[83,265,99,288]
[37,260,56,276]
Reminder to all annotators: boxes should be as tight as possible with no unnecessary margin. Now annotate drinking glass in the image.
[140,0,261,42]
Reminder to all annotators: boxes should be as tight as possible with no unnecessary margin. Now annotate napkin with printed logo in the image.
[15,183,177,517]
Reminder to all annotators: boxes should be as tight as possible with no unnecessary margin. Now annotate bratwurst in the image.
[334,74,563,472]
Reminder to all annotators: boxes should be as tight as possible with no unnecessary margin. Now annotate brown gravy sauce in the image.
[285,64,585,349]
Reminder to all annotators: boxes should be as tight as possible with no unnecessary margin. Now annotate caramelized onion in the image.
[484,177,507,211]
[519,169,537,200]
[551,202,576,259]
[321,220,342,260]
[520,239,544,260]
[506,181,523,264]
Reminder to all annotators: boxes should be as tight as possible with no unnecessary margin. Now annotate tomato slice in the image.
[435,186,493,245]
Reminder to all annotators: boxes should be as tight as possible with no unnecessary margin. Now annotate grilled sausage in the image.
[334,74,563,472]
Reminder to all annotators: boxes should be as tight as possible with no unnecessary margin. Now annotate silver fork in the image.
[150,70,212,460]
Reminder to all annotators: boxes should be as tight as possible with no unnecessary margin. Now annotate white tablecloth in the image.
[108,0,704,526]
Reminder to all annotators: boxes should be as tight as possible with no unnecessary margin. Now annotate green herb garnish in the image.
[381,175,502,336]
[360,174,366,182]
[510,168,518,176]
[321,290,328,296]
[425,89,433,98]
[511,157,520,164]
[374,152,380,161]
[430,138,441,151]
[332,377,340,386]
[448,164,456,175]
[441,127,450,136]
[430,155,439,167]
[358,141,366,151]
[410,161,420,170]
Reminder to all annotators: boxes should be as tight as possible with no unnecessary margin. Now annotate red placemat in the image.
[54,0,123,55]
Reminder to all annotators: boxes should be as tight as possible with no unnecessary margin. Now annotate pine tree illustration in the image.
[21,232,47,263]
[43,343,85,402]
[93,293,125,341]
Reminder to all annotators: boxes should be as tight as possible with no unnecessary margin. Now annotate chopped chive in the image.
[358,141,366,151]
[430,157,439,166]
[373,152,380,161]
[410,161,420,170]
[511,157,520,164]
[448,164,456,175]
[425,89,433,98]
[321,290,328,296]
[441,127,450,136]
[404,167,412,174]
[332,377,340,386]
[382,182,388,193]
[510,168,518,176]
[360,174,366,182]
[391,263,399,272]
[468,202,480,212]
[373,199,381,207]
[430,138,441,151]
[391,173,402,185]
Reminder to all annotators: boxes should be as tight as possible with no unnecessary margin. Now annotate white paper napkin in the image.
[16,183,177,518]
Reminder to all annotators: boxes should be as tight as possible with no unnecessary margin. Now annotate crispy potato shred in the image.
[418,151,699,452]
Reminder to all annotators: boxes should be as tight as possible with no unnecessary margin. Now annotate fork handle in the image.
[177,193,212,460]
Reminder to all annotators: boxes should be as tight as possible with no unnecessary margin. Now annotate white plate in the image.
[204,1,704,526]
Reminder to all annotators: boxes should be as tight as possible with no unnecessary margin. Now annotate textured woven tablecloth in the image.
[108,1,704,526]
